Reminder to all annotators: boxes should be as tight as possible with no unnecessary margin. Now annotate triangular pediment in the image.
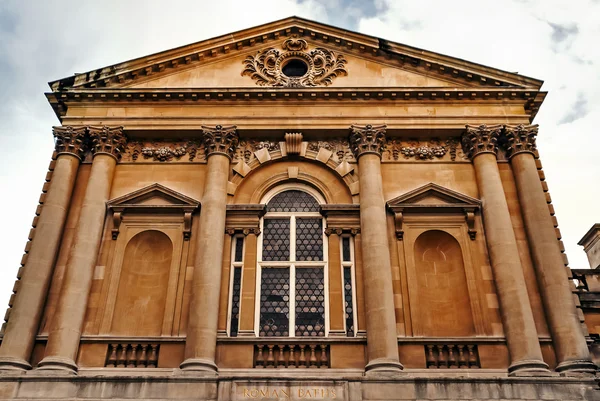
[387,183,481,210]
[107,183,200,210]
[49,17,542,92]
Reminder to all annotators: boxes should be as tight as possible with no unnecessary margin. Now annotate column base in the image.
[0,356,32,372]
[36,356,78,375]
[508,359,551,376]
[179,358,218,376]
[365,358,404,376]
[556,359,598,376]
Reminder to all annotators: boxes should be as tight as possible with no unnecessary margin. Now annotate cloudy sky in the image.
[0,0,598,312]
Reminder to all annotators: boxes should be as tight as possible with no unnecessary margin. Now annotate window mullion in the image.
[290,262,296,338]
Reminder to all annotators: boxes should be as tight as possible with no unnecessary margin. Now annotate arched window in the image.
[256,186,328,337]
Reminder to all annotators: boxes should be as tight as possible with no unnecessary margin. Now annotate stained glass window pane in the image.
[234,237,244,262]
[229,267,242,337]
[343,267,354,336]
[296,218,323,261]
[267,190,319,212]
[262,219,290,261]
[342,237,351,262]
[295,268,325,337]
[259,268,290,337]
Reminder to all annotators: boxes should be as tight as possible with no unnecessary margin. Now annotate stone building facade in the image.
[0,17,598,400]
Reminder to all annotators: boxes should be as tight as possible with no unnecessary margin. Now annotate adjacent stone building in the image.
[0,17,597,400]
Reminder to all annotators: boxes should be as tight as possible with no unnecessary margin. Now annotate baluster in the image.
[117,344,127,367]
[148,344,158,368]
[436,345,446,368]
[426,345,436,369]
[467,345,478,368]
[107,344,118,367]
[266,345,275,368]
[457,345,467,368]
[278,345,286,368]
[298,345,307,368]
[288,345,296,368]
[139,344,149,367]
[255,345,265,368]
[447,345,457,369]
[319,344,328,368]
[127,344,138,368]
[309,345,318,368]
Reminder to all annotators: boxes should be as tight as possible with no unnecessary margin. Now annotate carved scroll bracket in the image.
[225,204,266,236]
[320,204,360,237]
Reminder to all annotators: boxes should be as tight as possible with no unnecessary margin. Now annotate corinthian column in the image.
[463,125,549,375]
[0,127,85,371]
[38,126,126,373]
[180,125,238,374]
[349,124,403,374]
[506,124,595,374]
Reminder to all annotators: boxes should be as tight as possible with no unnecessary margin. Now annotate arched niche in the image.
[111,230,173,336]
[232,160,354,205]
[413,230,475,337]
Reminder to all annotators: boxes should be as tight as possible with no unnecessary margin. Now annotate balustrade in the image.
[425,344,479,369]
[254,344,329,368]
[105,343,159,368]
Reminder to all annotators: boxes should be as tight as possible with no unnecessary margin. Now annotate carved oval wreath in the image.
[242,38,348,88]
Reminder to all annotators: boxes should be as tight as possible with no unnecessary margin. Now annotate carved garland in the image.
[242,37,348,88]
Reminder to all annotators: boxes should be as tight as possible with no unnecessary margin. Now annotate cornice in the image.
[47,17,543,92]
[46,88,546,122]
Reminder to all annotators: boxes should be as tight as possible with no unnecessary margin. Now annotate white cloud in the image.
[0,0,598,318]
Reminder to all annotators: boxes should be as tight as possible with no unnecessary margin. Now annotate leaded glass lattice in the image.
[259,268,290,337]
[296,218,323,261]
[343,267,354,336]
[229,267,242,337]
[342,237,351,262]
[295,268,325,337]
[234,237,244,262]
[262,219,290,261]
[267,190,320,212]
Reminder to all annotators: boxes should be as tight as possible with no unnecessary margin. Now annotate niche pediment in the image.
[107,183,200,240]
[387,183,481,240]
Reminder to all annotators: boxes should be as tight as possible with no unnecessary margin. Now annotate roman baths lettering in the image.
[0,16,598,401]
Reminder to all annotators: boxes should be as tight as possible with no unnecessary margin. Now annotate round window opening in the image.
[282,59,309,77]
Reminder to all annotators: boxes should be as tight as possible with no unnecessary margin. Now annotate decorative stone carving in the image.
[349,124,387,159]
[285,133,303,155]
[88,126,127,160]
[462,124,502,159]
[504,124,538,159]
[202,125,239,160]
[125,140,203,162]
[234,140,280,163]
[382,138,463,162]
[52,126,87,160]
[242,37,348,88]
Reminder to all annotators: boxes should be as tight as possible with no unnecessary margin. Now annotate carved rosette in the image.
[462,125,502,159]
[202,125,239,160]
[504,124,538,159]
[53,126,87,160]
[349,124,387,159]
[242,37,347,88]
[89,126,127,160]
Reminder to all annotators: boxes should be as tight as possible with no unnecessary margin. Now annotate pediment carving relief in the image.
[387,183,481,240]
[107,183,200,240]
[242,36,348,88]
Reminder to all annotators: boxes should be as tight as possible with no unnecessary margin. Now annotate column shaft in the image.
[181,125,237,373]
[470,148,548,374]
[350,124,402,374]
[508,129,594,373]
[0,153,80,370]
[38,126,125,373]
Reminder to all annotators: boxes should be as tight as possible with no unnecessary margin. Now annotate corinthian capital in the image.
[53,126,87,160]
[202,125,239,160]
[349,124,387,159]
[88,126,127,161]
[462,124,503,160]
[504,124,538,159]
